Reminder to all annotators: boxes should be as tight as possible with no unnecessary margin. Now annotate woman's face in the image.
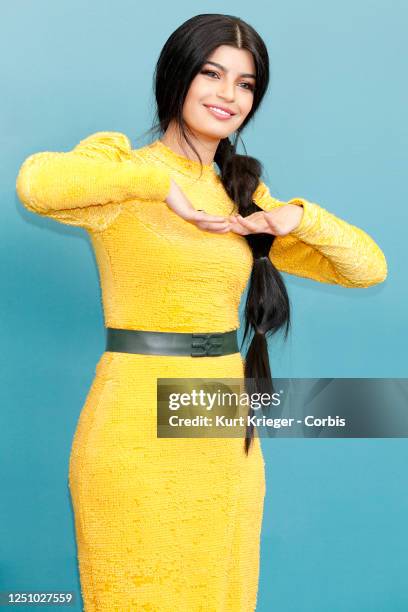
[182,45,256,142]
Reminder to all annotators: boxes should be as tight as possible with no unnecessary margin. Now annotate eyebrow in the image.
[203,60,256,80]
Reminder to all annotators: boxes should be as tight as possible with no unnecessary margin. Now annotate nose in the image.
[217,78,235,102]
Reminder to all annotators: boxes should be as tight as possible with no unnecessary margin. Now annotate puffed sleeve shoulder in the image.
[253,180,387,288]
[15,131,171,232]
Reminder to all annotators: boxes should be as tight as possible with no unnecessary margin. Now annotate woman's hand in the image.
[165,178,231,233]
[228,204,304,237]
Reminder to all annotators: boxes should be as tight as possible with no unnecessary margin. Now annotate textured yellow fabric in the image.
[16,131,387,611]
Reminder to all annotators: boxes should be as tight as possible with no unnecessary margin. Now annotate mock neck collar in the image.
[147,138,219,179]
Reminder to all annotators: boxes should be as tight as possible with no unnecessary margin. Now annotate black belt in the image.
[105,327,240,357]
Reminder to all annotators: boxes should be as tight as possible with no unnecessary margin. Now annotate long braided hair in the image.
[147,14,291,454]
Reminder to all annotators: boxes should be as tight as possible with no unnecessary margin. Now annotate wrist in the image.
[291,203,304,231]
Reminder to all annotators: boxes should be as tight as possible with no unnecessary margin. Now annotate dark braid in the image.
[215,134,291,454]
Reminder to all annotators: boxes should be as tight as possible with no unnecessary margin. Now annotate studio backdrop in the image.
[2,1,406,611]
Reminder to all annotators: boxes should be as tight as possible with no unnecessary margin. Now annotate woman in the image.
[16,13,387,612]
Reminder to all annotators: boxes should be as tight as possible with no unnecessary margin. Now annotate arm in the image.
[252,180,387,288]
[15,131,171,231]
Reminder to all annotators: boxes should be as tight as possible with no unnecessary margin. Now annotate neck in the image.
[160,122,220,166]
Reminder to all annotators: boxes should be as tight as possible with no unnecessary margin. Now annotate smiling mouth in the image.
[204,105,236,119]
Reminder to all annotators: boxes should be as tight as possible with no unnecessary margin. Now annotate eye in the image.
[200,69,219,79]
[239,82,255,91]
[200,70,254,92]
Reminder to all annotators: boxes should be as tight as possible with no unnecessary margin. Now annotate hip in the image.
[68,350,261,468]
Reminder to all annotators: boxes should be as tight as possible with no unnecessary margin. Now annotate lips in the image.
[204,104,236,116]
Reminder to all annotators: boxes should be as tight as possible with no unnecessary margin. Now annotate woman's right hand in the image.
[165,178,231,234]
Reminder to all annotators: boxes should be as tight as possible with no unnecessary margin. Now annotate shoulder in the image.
[73,130,134,162]
[75,131,160,169]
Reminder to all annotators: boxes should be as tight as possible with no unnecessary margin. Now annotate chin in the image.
[188,126,225,141]
[195,122,233,139]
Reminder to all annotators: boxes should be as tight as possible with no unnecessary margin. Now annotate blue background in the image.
[2,1,407,610]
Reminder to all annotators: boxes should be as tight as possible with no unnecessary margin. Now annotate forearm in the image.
[288,197,388,287]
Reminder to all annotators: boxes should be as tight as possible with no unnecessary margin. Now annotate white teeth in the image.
[208,106,231,116]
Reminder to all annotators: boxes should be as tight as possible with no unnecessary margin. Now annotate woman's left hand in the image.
[228,204,304,236]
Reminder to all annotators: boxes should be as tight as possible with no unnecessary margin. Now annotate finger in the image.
[230,215,242,225]
[200,218,230,228]
[211,226,231,233]
[196,211,227,223]
[228,221,247,234]
[235,214,251,225]
[262,212,278,231]
[200,222,231,233]
[229,226,247,235]
[207,223,231,232]
[236,215,258,232]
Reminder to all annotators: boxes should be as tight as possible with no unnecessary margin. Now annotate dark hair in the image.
[146,14,291,455]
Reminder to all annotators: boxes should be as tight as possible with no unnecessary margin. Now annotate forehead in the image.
[205,45,256,75]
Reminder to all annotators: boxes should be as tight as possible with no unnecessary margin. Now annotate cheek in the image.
[239,94,254,118]
[232,100,253,128]
[182,85,202,117]
[182,97,201,124]
[183,90,212,125]
[184,79,205,105]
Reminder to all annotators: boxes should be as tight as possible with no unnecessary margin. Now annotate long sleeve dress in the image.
[16,131,387,612]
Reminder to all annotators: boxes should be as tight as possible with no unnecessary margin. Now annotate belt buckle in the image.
[191,333,223,357]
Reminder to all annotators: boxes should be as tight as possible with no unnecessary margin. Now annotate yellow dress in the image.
[16,131,387,611]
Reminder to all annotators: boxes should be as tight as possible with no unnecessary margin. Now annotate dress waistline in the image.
[105,327,240,357]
